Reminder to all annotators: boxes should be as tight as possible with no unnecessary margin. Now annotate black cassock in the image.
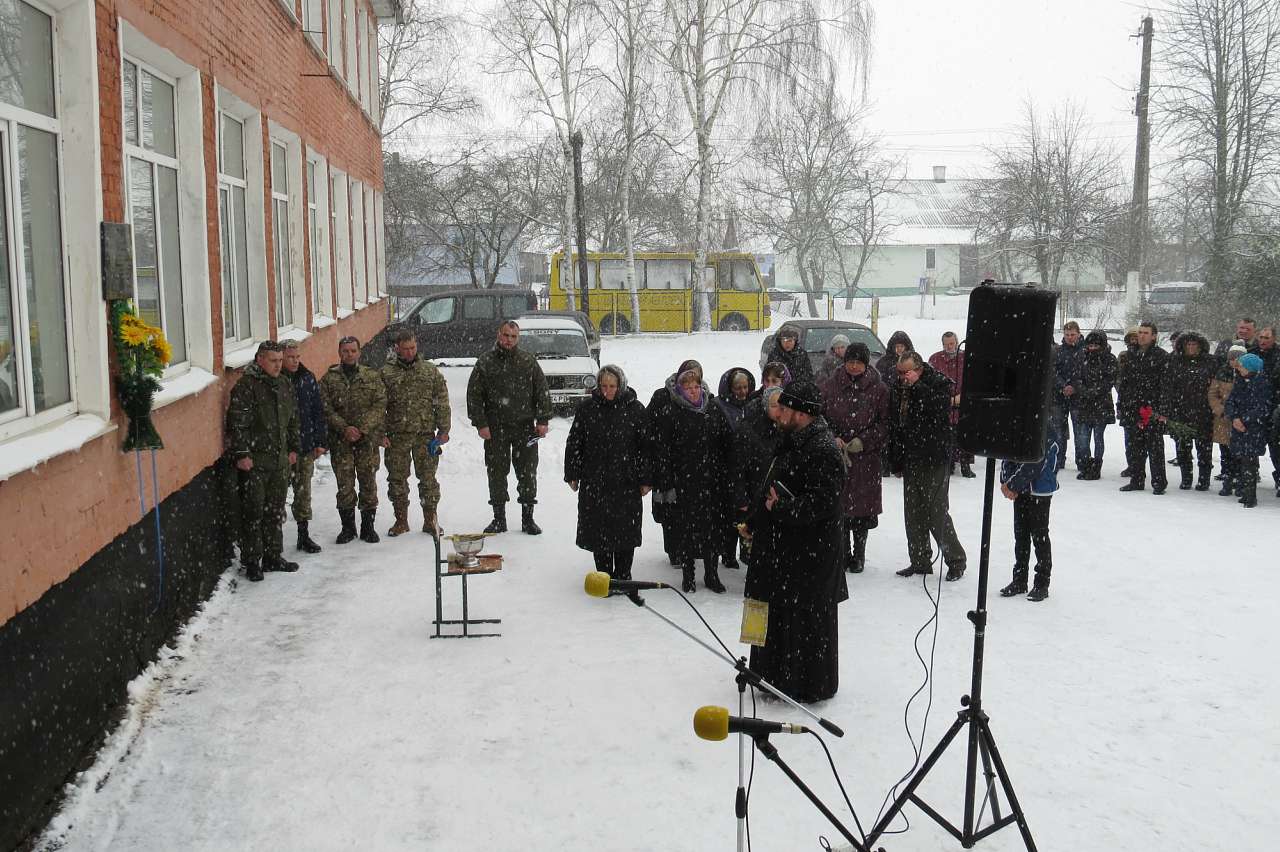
[743,418,847,703]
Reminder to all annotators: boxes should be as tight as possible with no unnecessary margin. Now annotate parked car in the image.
[1143,281,1205,329]
[360,288,539,366]
[516,316,601,415]
[758,319,887,373]
[519,309,602,363]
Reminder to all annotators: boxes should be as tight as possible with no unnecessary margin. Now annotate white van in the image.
[517,316,600,414]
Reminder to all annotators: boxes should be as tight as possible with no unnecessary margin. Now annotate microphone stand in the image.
[751,733,866,851]
[624,592,847,852]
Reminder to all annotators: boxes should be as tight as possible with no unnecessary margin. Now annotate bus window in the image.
[558,257,599,289]
[644,258,692,291]
[718,259,761,292]
[599,259,632,290]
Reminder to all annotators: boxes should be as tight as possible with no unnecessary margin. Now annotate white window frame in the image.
[306,150,333,319]
[368,12,380,125]
[326,0,342,70]
[350,177,366,306]
[301,0,323,48]
[374,190,386,297]
[119,21,213,379]
[268,125,306,333]
[344,0,358,96]
[331,166,352,314]
[274,0,299,23]
[363,182,377,299]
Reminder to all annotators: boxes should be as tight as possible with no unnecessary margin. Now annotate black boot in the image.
[1076,458,1091,480]
[1027,579,1050,602]
[944,563,966,582]
[1086,459,1102,480]
[850,530,867,574]
[703,556,726,593]
[296,521,322,553]
[1241,481,1258,508]
[999,568,1028,597]
[359,509,380,543]
[1195,466,1211,491]
[960,461,976,478]
[896,565,932,577]
[722,549,739,570]
[336,509,358,544]
[484,504,508,534]
[681,562,696,593]
[244,561,264,582]
[263,554,300,573]
[1119,476,1145,492]
[521,504,542,535]
[1178,466,1193,490]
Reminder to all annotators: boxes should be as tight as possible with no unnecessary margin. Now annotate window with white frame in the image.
[374,190,386,296]
[123,56,188,365]
[350,177,366,304]
[217,111,252,343]
[326,0,341,69]
[302,0,323,50]
[270,140,295,328]
[363,183,377,297]
[307,155,332,317]
[331,168,352,312]
[355,9,368,113]
[344,0,357,94]
[0,0,72,423]
[366,10,378,121]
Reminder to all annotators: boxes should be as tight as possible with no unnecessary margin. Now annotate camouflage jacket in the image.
[226,364,301,470]
[320,364,386,446]
[381,356,451,436]
[466,345,552,439]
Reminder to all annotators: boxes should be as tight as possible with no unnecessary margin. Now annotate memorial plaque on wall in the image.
[101,222,134,300]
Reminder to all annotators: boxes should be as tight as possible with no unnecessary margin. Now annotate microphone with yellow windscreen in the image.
[584,571,613,598]
[693,705,731,741]
[583,572,669,598]
[694,705,809,741]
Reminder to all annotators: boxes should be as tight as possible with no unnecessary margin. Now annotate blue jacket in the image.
[287,364,327,454]
[1224,372,1274,458]
[1000,429,1061,497]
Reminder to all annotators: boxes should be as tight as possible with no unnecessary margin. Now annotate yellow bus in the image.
[548,251,770,333]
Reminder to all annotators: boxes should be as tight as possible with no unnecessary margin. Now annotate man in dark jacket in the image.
[282,341,326,554]
[226,341,301,582]
[466,321,553,534]
[1073,331,1118,479]
[743,379,847,704]
[1156,331,1216,490]
[1214,317,1258,357]
[1255,326,1280,495]
[1053,321,1084,471]
[888,352,967,579]
[764,326,813,383]
[1116,322,1170,493]
[928,331,974,477]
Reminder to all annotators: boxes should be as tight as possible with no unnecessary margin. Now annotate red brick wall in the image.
[0,1,390,627]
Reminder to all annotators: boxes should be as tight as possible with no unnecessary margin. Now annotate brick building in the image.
[0,1,402,845]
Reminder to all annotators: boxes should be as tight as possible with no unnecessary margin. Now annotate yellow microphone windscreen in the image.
[693,706,730,741]
[584,571,613,598]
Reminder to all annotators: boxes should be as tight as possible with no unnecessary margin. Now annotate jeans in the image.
[1012,493,1052,585]
[1077,422,1105,460]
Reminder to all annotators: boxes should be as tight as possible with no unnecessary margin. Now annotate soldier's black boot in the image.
[296,522,322,553]
[484,504,507,534]
[520,504,542,535]
[999,568,1028,597]
[244,561,264,582]
[681,562,696,593]
[703,555,726,594]
[359,509,380,543]
[263,554,299,573]
[1195,465,1212,491]
[336,509,358,544]
[850,530,868,574]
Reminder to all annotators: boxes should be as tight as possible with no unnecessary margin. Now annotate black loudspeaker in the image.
[956,284,1059,462]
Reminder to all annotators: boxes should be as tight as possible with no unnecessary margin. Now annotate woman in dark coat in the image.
[743,381,848,704]
[1224,353,1274,507]
[1073,331,1117,480]
[648,359,703,566]
[652,368,733,592]
[1157,331,1216,490]
[874,330,914,384]
[566,365,650,579]
[714,367,756,568]
[764,326,813,383]
[819,343,889,573]
[733,386,784,567]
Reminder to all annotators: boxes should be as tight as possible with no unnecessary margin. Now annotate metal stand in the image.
[863,458,1037,851]
[430,532,501,639]
[753,734,866,850]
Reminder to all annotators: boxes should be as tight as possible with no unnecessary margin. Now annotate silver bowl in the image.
[446,533,487,569]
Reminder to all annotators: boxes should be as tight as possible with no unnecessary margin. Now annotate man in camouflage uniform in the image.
[381,328,451,536]
[320,335,386,544]
[226,341,301,582]
[466,320,552,534]
[282,340,327,553]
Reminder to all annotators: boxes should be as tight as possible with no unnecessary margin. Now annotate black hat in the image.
[844,342,871,364]
[1084,331,1108,347]
[778,380,823,417]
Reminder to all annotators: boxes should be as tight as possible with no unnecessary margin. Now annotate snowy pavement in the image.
[37,302,1280,851]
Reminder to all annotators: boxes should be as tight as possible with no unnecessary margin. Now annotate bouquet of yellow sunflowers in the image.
[110,300,172,451]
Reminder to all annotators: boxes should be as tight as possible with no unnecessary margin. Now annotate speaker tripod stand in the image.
[863,458,1038,851]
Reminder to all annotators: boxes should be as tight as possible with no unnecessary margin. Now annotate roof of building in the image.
[877,178,985,246]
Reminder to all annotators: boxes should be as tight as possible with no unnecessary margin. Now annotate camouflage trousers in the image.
[385,432,441,511]
[289,454,315,522]
[238,465,288,566]
[483,435,538,506]
[332,439,380,512]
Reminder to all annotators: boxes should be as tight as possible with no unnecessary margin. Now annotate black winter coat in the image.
[565,386,651,552]
[887,364,953,469]
[765,340,814,384]
[1158,333,1215,436]
[286,364,326,454]
[715,367,756,429]
[875,330,915,383]
[742,420,848,608]
[652,380,733,557]
[1054,339,1085,409]
[733,398,782,509]
[1116,344,1169,427]
[1073,345,1118,426]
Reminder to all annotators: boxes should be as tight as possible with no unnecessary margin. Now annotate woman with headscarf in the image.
[875,330,914,384]
[819,342,890,573]
[817,334,850,384]
[715,367,756,568]
[565,365,650,579]
[765,326,813,383]
[1208,343,1245,496]
[648,359,703,566]
[652,366,733,592]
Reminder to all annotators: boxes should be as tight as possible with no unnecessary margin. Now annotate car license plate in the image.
[551,391,575,404]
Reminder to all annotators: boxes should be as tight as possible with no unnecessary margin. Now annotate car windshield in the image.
[521,330,589,358]
[804,326,884,355]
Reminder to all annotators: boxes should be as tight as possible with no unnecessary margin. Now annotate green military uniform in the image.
[466,343,552,506]
[290,455,314,521]
[381,355,451,513]
[320,363,386,512]
[226,363,300,566]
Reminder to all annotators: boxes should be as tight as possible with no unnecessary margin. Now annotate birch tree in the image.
[377,1,478,145]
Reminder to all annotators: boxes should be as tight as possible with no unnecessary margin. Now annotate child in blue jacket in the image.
[998,426,1062,601]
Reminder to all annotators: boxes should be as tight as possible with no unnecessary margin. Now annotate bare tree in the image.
[579,124,696,251]
[1157,0,1280,292]
[378,1,479,146]
[970,101,1126,290]
[489,0,599,309]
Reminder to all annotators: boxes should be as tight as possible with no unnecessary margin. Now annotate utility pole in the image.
[1127,15,1154,321]
[571,130,590,314]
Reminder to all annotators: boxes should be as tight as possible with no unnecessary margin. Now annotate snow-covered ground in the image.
[36,299,1280,851]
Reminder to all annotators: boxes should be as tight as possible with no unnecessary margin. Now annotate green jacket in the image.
[466,344,552,439]
[320,363,387,445]
[226,364,301,470]
[381,356,451,436]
